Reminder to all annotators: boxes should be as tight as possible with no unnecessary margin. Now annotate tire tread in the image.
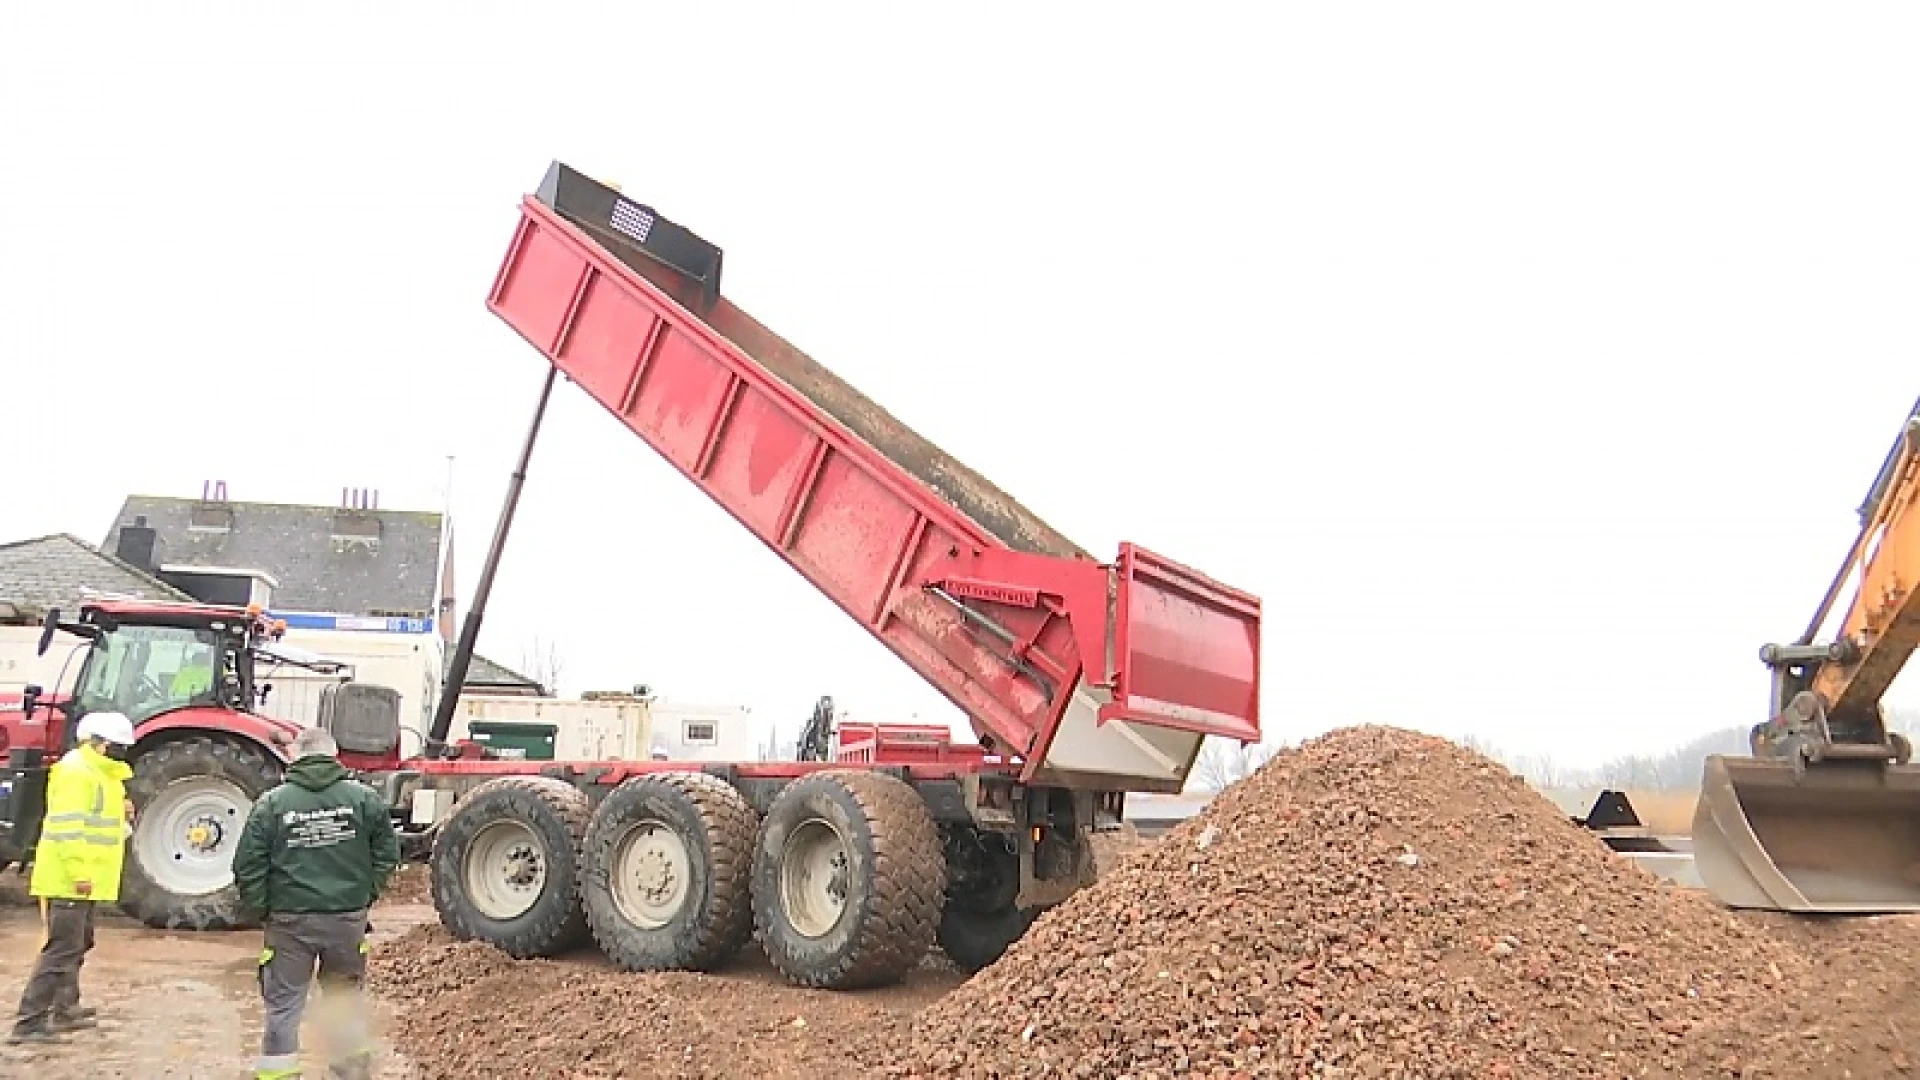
[754,769,945,990]
[584,771,756,972]
[431,774,591,957]
[120,736,281,932]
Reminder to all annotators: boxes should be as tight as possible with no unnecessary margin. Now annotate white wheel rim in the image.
[780,818,850,939]
[135,776,252,897]
[609,819,692,930]
[464,819,548,921]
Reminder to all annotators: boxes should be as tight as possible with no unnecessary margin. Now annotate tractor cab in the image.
[10,599,366,765]
[62,604,257,728]
[28,600,315,742]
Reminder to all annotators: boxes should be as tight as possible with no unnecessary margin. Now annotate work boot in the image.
[328,1051,374,1080]
[5,1025,68,1046]
[49,1007,98,1032]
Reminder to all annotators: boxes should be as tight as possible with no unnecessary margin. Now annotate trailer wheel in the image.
[938,903,1038,973]
[937,826,1035,973]
[582,773,756,972]
[432,776,591,958]
[752,770,945,990]
[119,736,282,931]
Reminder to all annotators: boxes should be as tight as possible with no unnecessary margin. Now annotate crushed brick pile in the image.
[363,727,1920,1080]
[882,725,1903,1079]
[367,924,517,1004]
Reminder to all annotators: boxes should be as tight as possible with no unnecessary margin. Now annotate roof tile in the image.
[104,496,444,618]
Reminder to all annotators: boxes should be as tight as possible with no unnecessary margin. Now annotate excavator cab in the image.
[1693,403,1920,913]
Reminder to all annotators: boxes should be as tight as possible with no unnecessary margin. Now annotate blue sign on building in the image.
[271,612,436,635]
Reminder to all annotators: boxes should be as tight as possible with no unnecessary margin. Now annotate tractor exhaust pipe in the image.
[425,365,559,756]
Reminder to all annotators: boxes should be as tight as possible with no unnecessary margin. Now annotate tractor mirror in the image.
[36,608,60,657]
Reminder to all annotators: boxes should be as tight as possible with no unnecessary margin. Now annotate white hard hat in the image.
[77,711,136,747]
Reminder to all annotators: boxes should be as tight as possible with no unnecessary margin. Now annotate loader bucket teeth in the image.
[1692,754,1920,913]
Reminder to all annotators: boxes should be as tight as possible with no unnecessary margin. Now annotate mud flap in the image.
[1693,754,1920,912]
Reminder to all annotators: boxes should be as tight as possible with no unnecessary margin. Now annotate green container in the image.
[469,720,559,761]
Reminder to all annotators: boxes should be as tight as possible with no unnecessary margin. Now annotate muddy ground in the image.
[0,834,1151,1080]
[0,867,435,1080]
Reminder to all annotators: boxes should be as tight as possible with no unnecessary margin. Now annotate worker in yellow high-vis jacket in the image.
[7,711,135,1046]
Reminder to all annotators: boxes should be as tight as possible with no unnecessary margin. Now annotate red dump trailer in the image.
[386,163,1264,987]
[4,161,1261,990]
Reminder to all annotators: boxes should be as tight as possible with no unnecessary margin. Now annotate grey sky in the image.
[5,5,1918,766]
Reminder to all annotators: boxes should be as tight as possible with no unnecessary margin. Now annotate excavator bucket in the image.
[1692,754,1920,912]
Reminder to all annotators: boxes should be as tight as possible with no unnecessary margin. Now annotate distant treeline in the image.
[1458,709,1920,792]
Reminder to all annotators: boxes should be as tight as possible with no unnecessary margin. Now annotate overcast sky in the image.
[5,5,1919,767]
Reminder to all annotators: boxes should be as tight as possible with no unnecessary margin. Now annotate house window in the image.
[683,721,718,745]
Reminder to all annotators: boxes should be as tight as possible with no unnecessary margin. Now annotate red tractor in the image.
[0,600,404,930]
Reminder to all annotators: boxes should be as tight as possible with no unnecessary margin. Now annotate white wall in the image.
[454,694,653,760]
[646,701,763,762]
[253,627,443,757]
[0,626,89,696]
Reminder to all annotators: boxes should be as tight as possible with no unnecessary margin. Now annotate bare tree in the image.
[517,636,565,697]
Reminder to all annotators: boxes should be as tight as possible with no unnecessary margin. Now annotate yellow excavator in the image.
[1694,399,1920,912]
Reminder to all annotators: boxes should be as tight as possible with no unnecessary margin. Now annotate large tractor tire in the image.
[120,736,282,931]
[431,776,591,958]
[581,773,757,972]
[751,770,945,990]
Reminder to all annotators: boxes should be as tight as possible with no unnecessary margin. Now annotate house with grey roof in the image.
[0,533,195,622]
[94,488,542,701]
[465,654,548,697]
[103,489,448,622]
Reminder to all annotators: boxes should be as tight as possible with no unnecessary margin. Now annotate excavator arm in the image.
[1694,400,1920,913]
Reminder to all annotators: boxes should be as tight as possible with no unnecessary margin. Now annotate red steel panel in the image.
[1106,545,1262,741]
[486,195,1262,788]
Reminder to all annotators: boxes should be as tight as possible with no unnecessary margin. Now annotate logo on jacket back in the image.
[283,805,356,849]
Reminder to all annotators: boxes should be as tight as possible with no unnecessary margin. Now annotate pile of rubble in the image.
[367,925,517,1004]
[882,725,1901,1078]
[361,727,1920,1079]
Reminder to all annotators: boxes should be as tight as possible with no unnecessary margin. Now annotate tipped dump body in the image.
[484,163,1261,793]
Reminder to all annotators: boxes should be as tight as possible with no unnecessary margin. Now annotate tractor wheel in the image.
[751,770,944,990]
[432,776,591,958]
[581,773,756,972]
[120,736,282,931]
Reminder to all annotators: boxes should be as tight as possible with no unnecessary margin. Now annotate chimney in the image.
[116,514,158,572]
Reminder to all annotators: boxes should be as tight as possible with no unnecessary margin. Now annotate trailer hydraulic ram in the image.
[486,162,1262,793]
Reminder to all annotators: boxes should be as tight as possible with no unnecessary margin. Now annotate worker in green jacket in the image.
[9,711,135,1046]
[233,727,400,1080]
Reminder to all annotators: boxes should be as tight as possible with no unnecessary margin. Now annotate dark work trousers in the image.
[13,898,97,1032]
[255,909,373,1080]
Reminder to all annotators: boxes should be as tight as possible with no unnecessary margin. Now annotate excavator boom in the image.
[1694,403,1920,913]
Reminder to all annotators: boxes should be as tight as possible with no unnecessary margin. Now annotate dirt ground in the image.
[0,866,437,1080]
[0,829,1152,1080]
[15,785,1906,1080]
